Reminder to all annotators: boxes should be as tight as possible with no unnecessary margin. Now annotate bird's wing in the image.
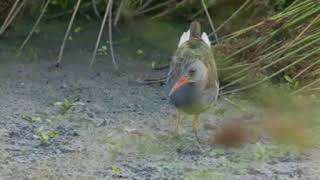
[212,68,220,101]
[169,28,191,89]
[202,45,219,100]
[178,30,190,47]
[166,55,181,87]
[210,55,219,101]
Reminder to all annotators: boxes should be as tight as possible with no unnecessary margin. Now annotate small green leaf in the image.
[284,75,293,83]
[51,131,60,138]
[293,81,300,90]
[38,129,50,145]
[254,143,267,160]
[74,26,82,33]
[101,45,107,50]
[60,102,74,114]
[21,113,32,122]
[98,45,108,55]
[112,166,121,177]
[31,117,42,123]
[136,49,144,55]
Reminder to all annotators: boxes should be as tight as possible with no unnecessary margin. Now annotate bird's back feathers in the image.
[167,21,219,99]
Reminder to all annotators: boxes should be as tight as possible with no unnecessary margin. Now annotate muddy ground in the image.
[0,21,319,179]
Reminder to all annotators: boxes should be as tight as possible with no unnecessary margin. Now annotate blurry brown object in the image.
[260,110,314,148]
[209,119,258,148]
[208,109,315,148]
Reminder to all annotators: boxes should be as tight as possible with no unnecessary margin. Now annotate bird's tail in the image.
[190,21,201,39]
[178,21,211,47]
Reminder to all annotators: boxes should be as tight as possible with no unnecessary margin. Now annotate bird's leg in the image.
[192,114,202,144]
[174,109,182,135]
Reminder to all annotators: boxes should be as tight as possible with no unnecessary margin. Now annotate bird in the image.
[166,21,219,142]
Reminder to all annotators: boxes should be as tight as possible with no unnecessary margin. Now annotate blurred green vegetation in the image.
[1,0,319,95]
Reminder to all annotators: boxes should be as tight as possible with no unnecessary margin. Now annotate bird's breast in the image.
[169,83,212,114]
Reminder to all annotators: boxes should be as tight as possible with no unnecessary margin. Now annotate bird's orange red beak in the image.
[168,75,189,96]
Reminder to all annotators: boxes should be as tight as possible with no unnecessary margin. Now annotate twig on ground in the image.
[0,0,20,34]
[113,0,124,26]
[150,0,186,19]
[19,0,51,51]
[108,0,118,70]
[90,0,113,68]
[56,0,82,67]
[45,1,97,20]
[137,0,173,15]
[0,0,26,35]
[140,0,154,10]
[150,9,170,19]
[152,65,169,71]
[136,77,166,85]
[91,0,101,19]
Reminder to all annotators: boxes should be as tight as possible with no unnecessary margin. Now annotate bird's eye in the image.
[189,69,196,75]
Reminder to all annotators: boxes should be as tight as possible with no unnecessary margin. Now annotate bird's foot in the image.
[193,130,203,144]
[170,128,181,138]
[193,130,205,152]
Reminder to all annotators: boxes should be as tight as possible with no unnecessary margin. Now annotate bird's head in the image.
[169,60,208,96]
